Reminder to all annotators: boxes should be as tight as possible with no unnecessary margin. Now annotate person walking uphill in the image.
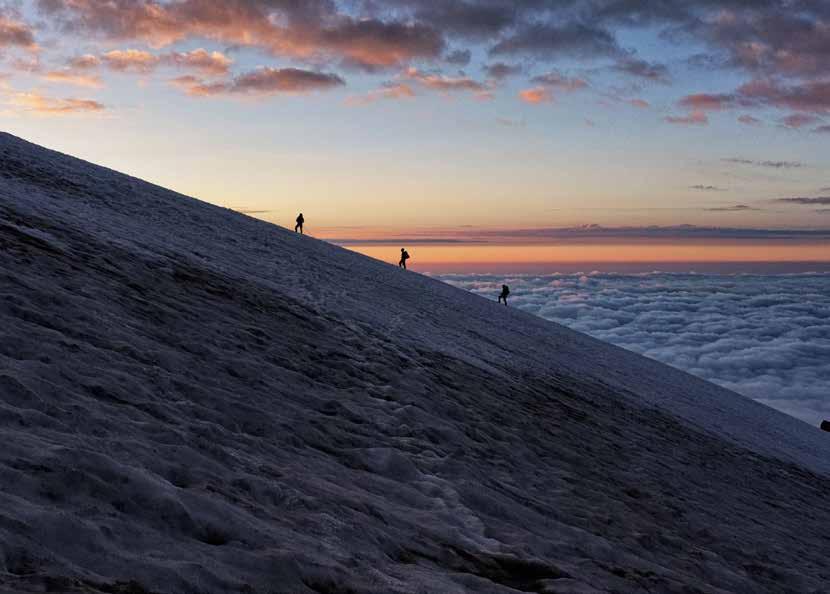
[498,284,510,306]
[399,248,410,269]
[295,213,304,234]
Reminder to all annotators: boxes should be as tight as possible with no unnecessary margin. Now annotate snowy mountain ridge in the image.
[0,132,828,593]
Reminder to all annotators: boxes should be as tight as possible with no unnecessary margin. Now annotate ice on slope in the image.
[1,132,829,594]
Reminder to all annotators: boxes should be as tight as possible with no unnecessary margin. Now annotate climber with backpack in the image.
[498,284,510,306]
[399,248,410,269]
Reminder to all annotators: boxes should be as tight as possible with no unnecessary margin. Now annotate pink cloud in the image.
[676,79,830,121]
[678,93,735,111]
[0,16,37,50]
[738,114,762,126]
[345,83,415,106]
[43,71,104,88]
[404,68,489,95]
[102,49,160,73]
[6,91,105,115]
[68,55,102,70]
[780,113,821,129]
[737,79,830,114]
[519,86,553,104]
[164,49,231,75]
[171,67,344,98]
[37,1,443,70]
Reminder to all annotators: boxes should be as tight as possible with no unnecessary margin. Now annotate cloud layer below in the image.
[439,272,830,427]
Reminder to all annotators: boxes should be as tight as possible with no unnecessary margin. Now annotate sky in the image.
[1,0,829,267]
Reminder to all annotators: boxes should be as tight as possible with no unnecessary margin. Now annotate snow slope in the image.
[0,131,828,594]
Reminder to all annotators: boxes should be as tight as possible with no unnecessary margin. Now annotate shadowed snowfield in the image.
[1,132,829,593]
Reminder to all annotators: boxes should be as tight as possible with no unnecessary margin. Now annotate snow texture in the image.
[0,132,829,594]
[438,272,830,427]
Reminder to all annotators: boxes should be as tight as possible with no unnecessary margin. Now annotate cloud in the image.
[519,87,552,104]
[102,49,159,73]
[678,93,738,111]
[440,272,830,426]
[10,56,41,73]
[676,79,830,119]
[97,48,233,76]
[738,114,762,126]
[690,185,726,192]
[5,91,105,115]
[403,67,490,95]
[164,49,232,75]
[519,71,588,104]
[169,75,208,96]
[814,125,830,135]
[703,204,759,212]
[42,70,103,88]
[444,49,471,66]
[24,0,830,119]
[703,8,830,80]
[491,22,621,60]
[230,207,272,215]
[345,82,415,106]
[530,71,589,92]
[68,54,102,70]
[325,19,444,70]
[229,68,343,95]
[333,223,830,248]
[407,2,515,39]
[780,113,822,129]
[36,1,444,71]
[0,16,37,50]
[483,62,522,80]
[665,111,708,125]
[171,67,344,97]
[736,79,830,115]
[722,158,803,169]
[457,224,830,242]
[774,197,830,206]
[613,57,670,83]
[600,89,651,109]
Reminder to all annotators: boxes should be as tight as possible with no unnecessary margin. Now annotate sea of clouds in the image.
[438,272,830,427]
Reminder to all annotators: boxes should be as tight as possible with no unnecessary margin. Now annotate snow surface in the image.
[438,272,830,427]
[0,132,829,593]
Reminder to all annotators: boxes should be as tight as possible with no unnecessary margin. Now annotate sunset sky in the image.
[1,1,829,267]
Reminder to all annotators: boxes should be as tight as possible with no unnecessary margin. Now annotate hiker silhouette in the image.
[399,248,410,269]
[498,284,510,306]
[295,213,304,234]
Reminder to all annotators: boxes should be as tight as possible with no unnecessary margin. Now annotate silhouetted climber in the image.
[498,284,510,306]
[399,248,410,269]
[295,213,304,234]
